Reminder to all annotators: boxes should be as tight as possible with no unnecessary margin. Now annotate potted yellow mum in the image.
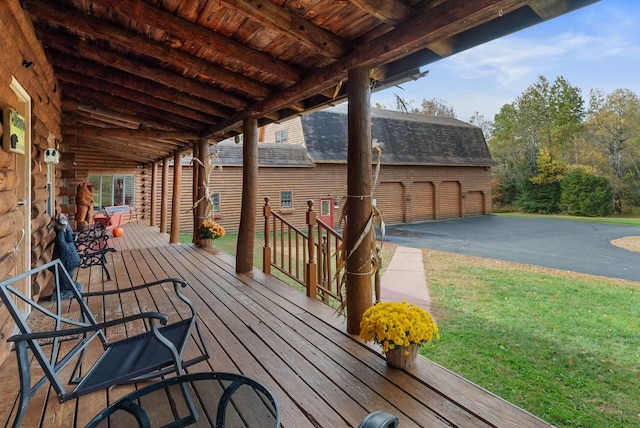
[199,219,225,248]
[359,301,439,368]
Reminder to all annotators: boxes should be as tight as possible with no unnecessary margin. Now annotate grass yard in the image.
[423,249,640,428]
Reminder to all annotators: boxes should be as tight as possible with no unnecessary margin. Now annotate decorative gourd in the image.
[113,227,124,237]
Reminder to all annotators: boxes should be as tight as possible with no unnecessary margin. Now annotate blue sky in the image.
[370,0,640,123]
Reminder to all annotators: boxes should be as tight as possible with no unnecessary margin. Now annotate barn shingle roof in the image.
[301,107,493,166]
[212,141,314,166]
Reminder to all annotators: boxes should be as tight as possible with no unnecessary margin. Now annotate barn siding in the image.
[155,162,491,234]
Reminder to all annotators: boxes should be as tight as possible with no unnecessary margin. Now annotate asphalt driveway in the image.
[383,215,640,282]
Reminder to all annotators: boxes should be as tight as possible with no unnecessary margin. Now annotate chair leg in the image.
[101,256,112,281]
[13,342,32,428]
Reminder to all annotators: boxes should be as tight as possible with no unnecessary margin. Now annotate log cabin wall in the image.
[0,1,62,363]
[155,162,491,234]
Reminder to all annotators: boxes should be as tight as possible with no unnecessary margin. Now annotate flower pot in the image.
[199,238,214,248]
[385,343,420,369]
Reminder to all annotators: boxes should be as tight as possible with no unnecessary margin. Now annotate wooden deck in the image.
[0,222,551,427]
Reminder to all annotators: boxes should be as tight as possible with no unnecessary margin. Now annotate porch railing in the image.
[262,197,344,308]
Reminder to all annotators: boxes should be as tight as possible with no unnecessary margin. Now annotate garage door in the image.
[439,181,461,219]
[375,182,405,225]
[466,191,485,216]
[410,182,435,222]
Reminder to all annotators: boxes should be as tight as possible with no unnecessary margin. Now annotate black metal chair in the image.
[86,372,281,427]
[359,410,399,428]
[0,259,210,428]
[74,222,116,281]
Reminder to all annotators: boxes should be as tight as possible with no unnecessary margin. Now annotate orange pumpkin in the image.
[113,227,124,237]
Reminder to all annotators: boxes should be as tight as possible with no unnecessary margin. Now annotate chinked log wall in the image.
[155,163,491,234]
[0,0,62,363]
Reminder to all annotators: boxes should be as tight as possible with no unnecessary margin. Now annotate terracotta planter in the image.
[385,343,420,369]
[199,238,214,248]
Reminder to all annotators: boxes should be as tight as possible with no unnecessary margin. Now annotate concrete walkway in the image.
[380,246,431,312]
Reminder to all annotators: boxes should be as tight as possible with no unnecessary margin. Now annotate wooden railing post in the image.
[263,197,271,274]
[374,246,382,304]
[321,235,330,304]
[306,200,317,299]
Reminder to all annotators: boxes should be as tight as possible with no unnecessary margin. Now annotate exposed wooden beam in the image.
[529,0,571,19]
[26,0,272,100]
[90,0,304,83]
[49,53,231,119]
[73,127,198,140]
[218,0,347,59]
[350,0,456,57]
[60,84,206,131]
[201,0,530,138]
[55,69,219,125]
[36,25,249,111]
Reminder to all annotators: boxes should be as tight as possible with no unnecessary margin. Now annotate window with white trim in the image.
[211,192,220,213]
[280,191,292,210]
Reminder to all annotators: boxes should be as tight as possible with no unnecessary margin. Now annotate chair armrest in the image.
[8,312,169,343]
[82,278,198,318]
[82,278,188,297]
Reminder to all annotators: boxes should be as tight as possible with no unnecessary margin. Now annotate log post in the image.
[160,157,169,233]
[196,139,209,242]
[306,200,317,299]
[192,140,200,242]
[150,161,157,227]
[236,118,258,273]
[170,151,182,243]
[262,197,271,274]
[346,66,373,334]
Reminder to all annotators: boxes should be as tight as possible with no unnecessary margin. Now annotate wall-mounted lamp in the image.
[22,60,34,69]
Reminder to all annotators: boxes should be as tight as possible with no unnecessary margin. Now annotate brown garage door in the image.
[466,191,485,216]
[410,181,435,222]
[439,181,461,219]
[375,182,405,225]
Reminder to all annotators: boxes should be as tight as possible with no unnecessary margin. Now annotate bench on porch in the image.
[74,223,116,281]
[0,259,210,428]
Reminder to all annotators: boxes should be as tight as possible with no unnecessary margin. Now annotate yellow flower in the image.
[200,219,226,239]
[359,301,439,354]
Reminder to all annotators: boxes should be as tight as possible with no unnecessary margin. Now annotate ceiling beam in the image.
[201,0,532,138]
[350,0,456,57]
[48,53,231,119]
[25,0,272,101]
[55,69,219,125]
[217,0,347,59]
[73,127,198,140]
[90,0,304,83]
[35,25,250,111]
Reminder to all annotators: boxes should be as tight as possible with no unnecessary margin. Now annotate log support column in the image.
[160,157,169,234]
[170,151,182,243]
[346,67,373,334]
[236,120,258,273]
[195,139,209,241]
[150,161,158,227]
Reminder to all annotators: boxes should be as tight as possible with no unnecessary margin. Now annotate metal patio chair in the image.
[0,259,210,427]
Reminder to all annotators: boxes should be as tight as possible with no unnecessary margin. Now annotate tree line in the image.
[375,76,640,216]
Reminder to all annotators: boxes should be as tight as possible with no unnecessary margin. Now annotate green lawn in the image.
[423,250,640,428]
[496,212,640,227]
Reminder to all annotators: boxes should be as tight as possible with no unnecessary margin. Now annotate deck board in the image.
[0,222,551,427]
